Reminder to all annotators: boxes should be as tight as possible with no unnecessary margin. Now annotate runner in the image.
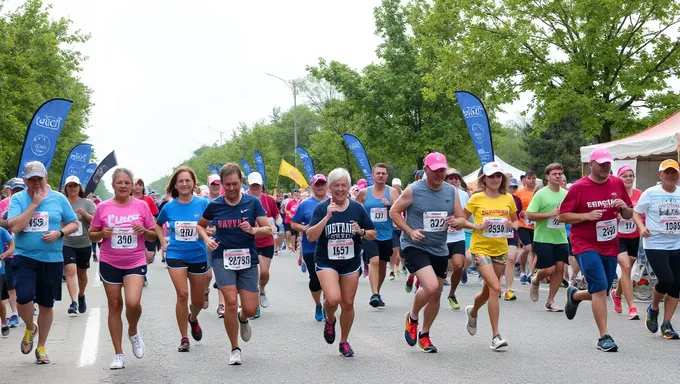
[155,166,210,352]
[62,176,96,315]
[132,178,159,287]
[463,161,519,350]
[0,226,14,337]
[444,168,471,310]
[515,170,537,285]
[559,147,633,352]
[306,168,376,357]
[389,178,403,279]
[206,174,225,316]
[291,174,328,321]
[633,159,680,339]
[89,168,157,369]
[526,164,568,311]
[284,190,300,253]
[404,170,426,293]
[7,161,79,364]
[197,163,272,365]
[502,177,522,300]
[1,178,27,328]
[391,153,467,353]
[356,163,400,307]
[612,165,641,320]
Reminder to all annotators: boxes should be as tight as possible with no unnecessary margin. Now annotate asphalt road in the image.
[1,250,678,383]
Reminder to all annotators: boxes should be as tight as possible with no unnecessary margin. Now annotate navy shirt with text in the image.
[310,200,374,264]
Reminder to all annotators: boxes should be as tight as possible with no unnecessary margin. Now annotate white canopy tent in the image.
[464,156,526,184]
[580,111,680,189]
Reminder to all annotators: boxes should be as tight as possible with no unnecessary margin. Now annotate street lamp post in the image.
[206,126,224,146]
[266,73,299,170]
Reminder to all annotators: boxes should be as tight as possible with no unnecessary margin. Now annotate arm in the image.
[619,206,634,220]
[8,202,39,234]
[306,206,329,243]
[559,212,587,225]
[249,216,273,238]
[633,211,650,237]
[61,221,81,237]
[360,227,376,240]
[291,221,307,233]
[0,240,14,260]
[355,189,367,205]
[89,225,111,242]
[389,187,413,235]
[154,223,168,251]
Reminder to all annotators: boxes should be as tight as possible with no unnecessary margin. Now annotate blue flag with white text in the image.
[342,134,373,185]
[240,158,252,176]
[296,146,315,183]
[253,151,266,189]
[455,91,494,167]
[60,143,92,189]
[209,165,218,175]
[82,163,98,186]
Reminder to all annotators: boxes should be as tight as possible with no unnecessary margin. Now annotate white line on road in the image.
[78,307,101,367]
[93,262,101,287]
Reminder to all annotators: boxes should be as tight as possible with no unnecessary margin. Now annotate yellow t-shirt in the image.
[466,192,517,257]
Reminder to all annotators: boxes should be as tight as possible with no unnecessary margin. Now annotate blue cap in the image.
[510,178,518,187]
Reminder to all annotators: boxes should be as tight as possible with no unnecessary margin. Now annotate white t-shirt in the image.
[447,187,469,244]
[634,185,680,250]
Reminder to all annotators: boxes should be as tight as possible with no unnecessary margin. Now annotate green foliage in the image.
[93,182,112,200]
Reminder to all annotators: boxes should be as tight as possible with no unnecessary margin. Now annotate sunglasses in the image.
[446,174,459,180]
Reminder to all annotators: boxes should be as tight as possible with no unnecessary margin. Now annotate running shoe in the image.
[443,279,450,286]
[565,286,580,320]
[628,306,639,320]
[404,312,418,346]
[109,354,125,370]
[177,337,190,352]
[448,295,460,310]
[369,294,380,308]
[251,305,260,319]
[561,279,569,288]
[8,314,19,328]
[418,333,437,353]
[301,261,307,273]
[461,270,468,285]
[504,290,517,301]
[378,295,385,307]
[35,346,50,364]
[597,334,618,352]
[238,312,252,342]
[67,301,78,315]
[229,348,242,365]
[611,289,622,313]
[217,304,225,318]
[490,334,508,350]
[324,317,336,344]
[203,290,210,310]
[314,304,325,322]
[92,254,98,262]
[362,265,369,278]
[188,314,203,341]
[661,321,680,339]
[646,305,659,333]
[259,292,270,308]
[78,295,87,314]
[465,305,477,336]
[389,272,395,281]
[1,325,9,337]
[520,274,528,285]
[143,277,148,287]
[129,333,146,358]
[405,275,414,293]
[21,323,37,354]
[395,268,401,277]
[401,266,408,275]
[545,302,563,312]
[529,280,539,302]
[339,341,354,357]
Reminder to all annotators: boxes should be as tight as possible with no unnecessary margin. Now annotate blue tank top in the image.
[363,186,393,241]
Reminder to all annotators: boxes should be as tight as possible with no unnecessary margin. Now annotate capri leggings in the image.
[645,249,680,299]
[303,252,321,293]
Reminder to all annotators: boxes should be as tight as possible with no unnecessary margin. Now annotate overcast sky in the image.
[7,0,529,184]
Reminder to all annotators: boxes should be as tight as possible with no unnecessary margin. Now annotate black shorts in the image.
[166,258,209,274]
[534,242,570,269]
[619,237,640,257]
[4,257,15,290]
[518,228,534,246]
[362,239,393,262]
[63,246,92,269]
[508,237,519,247]
[257,245,275,259]
[392,230,402,248]
[99,261,147,284]
[403,246,449,279]
[315,258,362,277]
[144,240,158,252]
[284,223,298,236]
[0,274,8,301]
[447,240,465,256]
[13,255,63,308]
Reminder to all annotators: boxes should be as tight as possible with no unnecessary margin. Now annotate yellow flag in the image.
[278,159,309,188]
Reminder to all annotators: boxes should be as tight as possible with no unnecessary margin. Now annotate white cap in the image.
[24,161,47,178]
[392,178,402,186]
[247,172,263,186]
[482,162,503,176]
[64,175,81,186]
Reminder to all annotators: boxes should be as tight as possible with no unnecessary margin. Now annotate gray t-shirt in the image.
[63,197,96,248]
[400,180,456,256]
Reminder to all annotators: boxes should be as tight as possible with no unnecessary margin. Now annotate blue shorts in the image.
[212,260,259,292]
[13,255,63,308]
[392,230,402,249]
[575,250,617,294]
[464,231,472,250]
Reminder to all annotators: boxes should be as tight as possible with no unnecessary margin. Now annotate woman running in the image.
[132,178,159,283]
[306,168,376,357]
[62,176,96,315]
[197,163,271,365]
[464,162,519,350]
[90,168,156,369]
[613,165,641,319]
[633,159,680,339]
[155,167,210,352]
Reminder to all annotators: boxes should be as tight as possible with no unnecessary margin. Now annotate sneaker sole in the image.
[404,313,417,346]
[491,341,508,350]
[109,366,125,370]
[597,345,618,352]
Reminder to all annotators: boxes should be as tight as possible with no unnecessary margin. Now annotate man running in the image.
[444,168,470,309]
[515,170,537,285]
[356,163,400,307]
[560,147,633,352]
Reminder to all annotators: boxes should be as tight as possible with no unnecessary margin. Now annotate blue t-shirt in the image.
[0,227,11,274]
[8,190,78,263]
[157,196,210,263]
[292,196,326,254]
[201,194,266,266]
[310,200,375,264]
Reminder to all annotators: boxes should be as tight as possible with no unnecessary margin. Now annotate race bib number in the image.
[547,216,563,229]
[112,228,138,249]
[175,221,198,241]
[483,217,508,238]
[423,211,447,232]
[660,216,680,235]
[25,212,49,232]
[370,207,388,223]
[69,222,83,237]
[596,219,617,242]
[525,218,535,227]
[327,238,354,260]
[223,248,251,270]
[618,219,636,235]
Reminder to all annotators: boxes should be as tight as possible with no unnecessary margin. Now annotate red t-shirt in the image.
[618,188,642,239]
[285,199,299,224]
[560,176,633,257]
[255,193,279,248]
[138,195,159,216]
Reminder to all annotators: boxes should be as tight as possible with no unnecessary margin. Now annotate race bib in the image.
[525,219,535,227]
[223,248,251,270]
[112,228,138,249]
[327,238,354,260]
[596,219,617,242]
[175,221,198,241]
[370,207,388,223]
[547,216,563,229]
[25,212,49,232]
[660,216,680,235]
[69,222,83,237]
[423,211,447,232]
[618,219,636,235]
[483,217,508,238]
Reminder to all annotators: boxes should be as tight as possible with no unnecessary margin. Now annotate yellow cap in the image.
[659,159,680,172]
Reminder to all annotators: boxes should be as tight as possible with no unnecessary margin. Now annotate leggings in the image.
[303,253,321,293]
[645,249,680,299]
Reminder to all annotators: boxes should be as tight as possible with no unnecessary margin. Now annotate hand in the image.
[350,221,362,234]
[76,208,86,216]
[206,226,216,236]
[160,241,168,252]
[475,221,492,231]
[31,188,47,206]
[550,208,560,217]
[381,198,390,206]
[102,227,114,238]
[42,230,61,243]
[205,238,219,251]
[521,211,528,220]
[326,202,340,218]
[297,256,302,266]
[239,219,254,234]
[584,210,603,221]
[0,252,7,260]
[408,229,425,243]
[132,224,147,235]
[640,225,651,237]
[613,199,628,210]
[504,220,515,231]
[446,216,459,228]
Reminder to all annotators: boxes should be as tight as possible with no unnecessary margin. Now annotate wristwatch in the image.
[59,230,65,238]
[361,229,367,237]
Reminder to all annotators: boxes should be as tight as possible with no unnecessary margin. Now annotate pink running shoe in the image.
[611,288,622,313]
[628,306,639,320]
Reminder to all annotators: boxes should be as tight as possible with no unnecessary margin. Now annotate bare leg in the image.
[338,271,360,342]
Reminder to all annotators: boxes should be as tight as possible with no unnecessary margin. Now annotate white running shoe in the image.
[259,293,270,308]
[109,354,125,370]
[238,312,252,342]
[465,305,477,336]
[490,334,508,350]
[229,348,242,365]
[530,280,540,302]
[129,333,145,359]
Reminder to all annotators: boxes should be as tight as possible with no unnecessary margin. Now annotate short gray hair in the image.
[327,168,351,186]
[112,168,134,183]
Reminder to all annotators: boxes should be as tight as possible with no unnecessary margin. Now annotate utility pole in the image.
[206,126,224,146]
